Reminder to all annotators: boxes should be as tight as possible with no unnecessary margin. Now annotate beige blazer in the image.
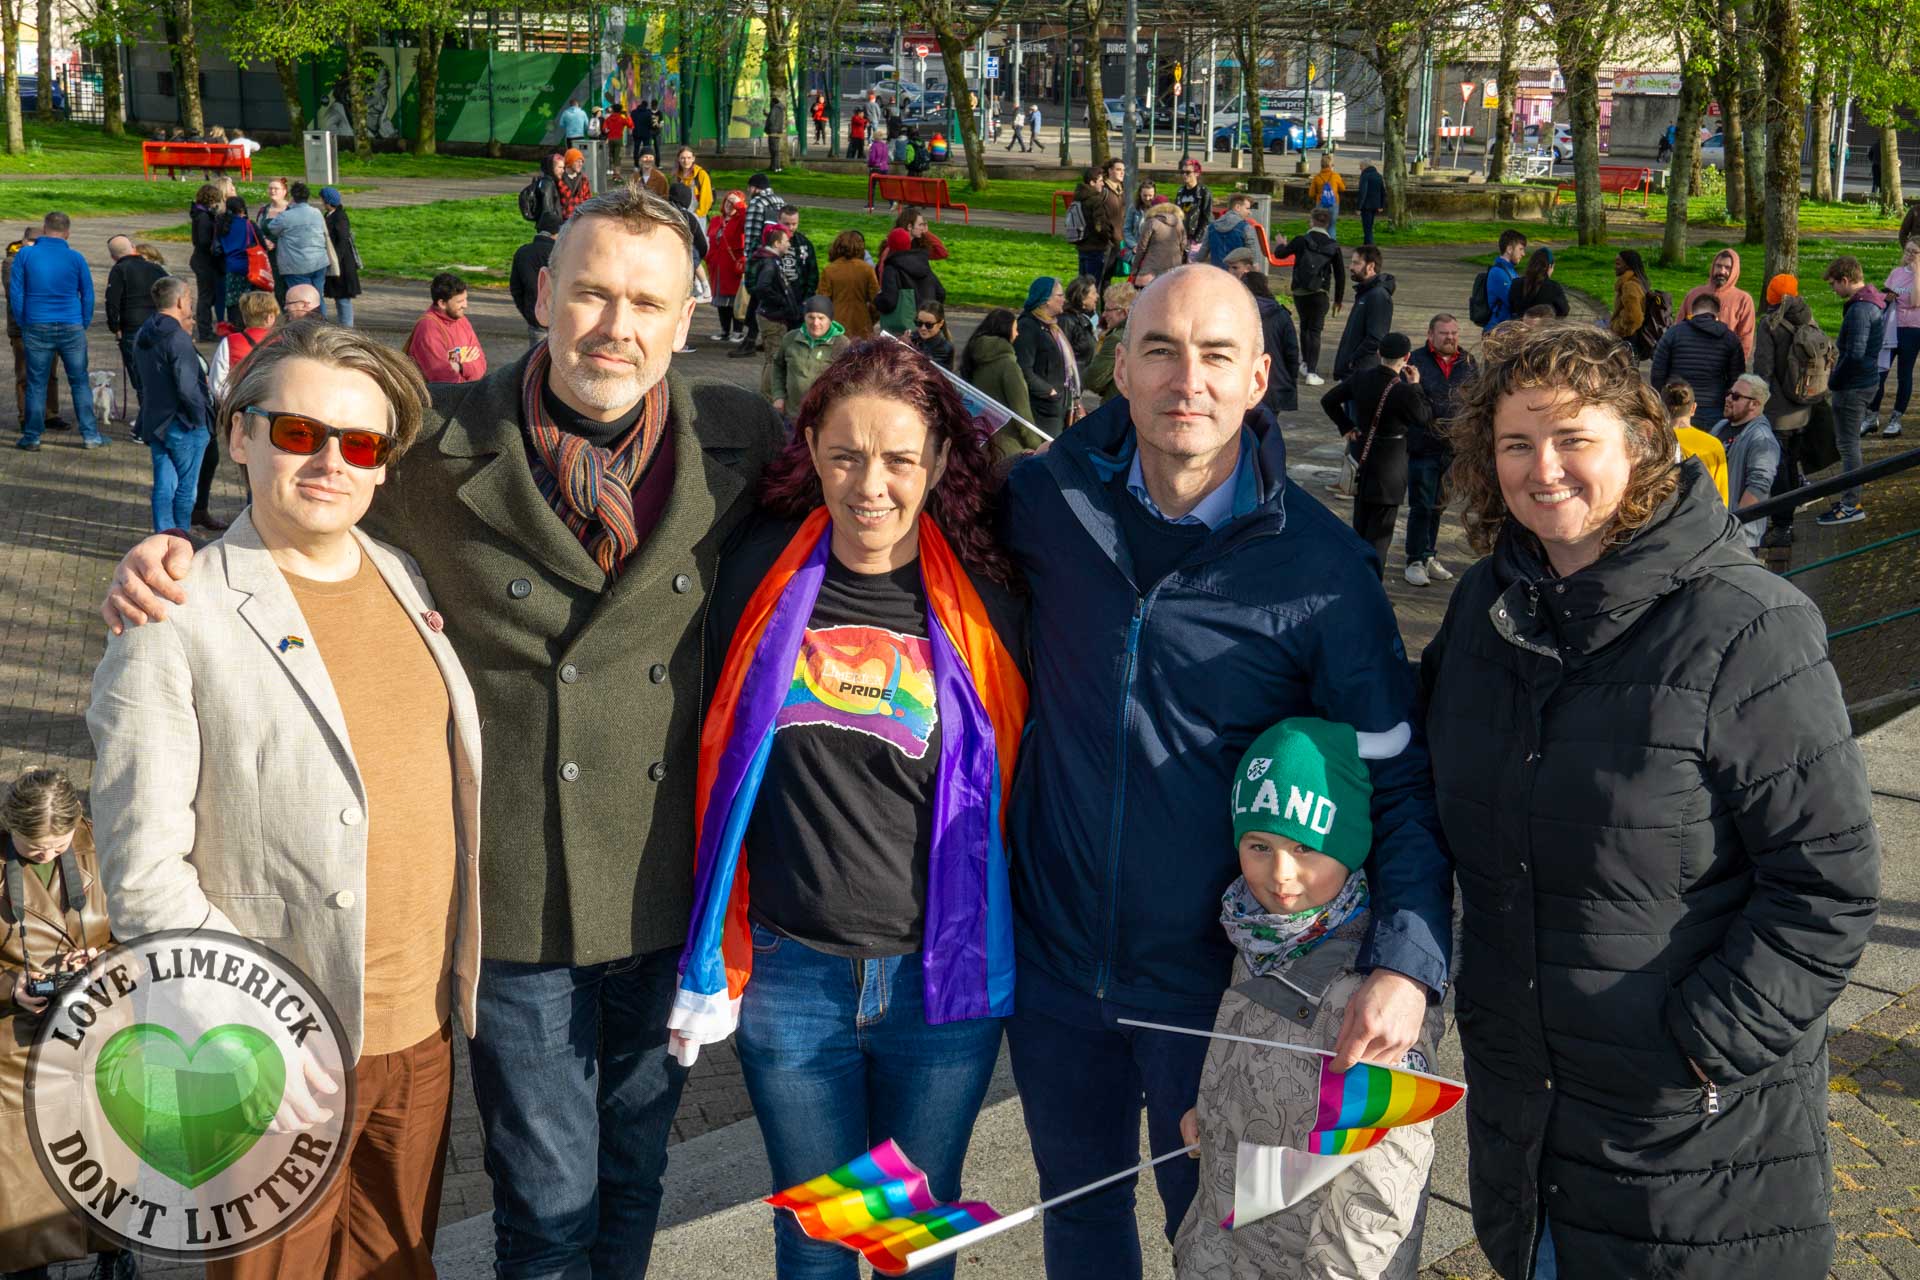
[87,511,483,1061]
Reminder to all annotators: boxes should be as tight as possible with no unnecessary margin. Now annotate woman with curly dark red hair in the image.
[669,338,1028,1278]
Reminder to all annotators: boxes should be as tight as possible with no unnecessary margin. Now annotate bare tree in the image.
[910,0,1016,188]
[1661,16,1713,267]
[1489,0,1521,178]
[1759,0,1801,280]
[1808,60,1833,203]
[1735,0,1765,243]
[1543,0,1632,244]
[1712,0,1744,221]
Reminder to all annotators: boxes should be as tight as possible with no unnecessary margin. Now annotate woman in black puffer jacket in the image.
[1422,324,1880,1280]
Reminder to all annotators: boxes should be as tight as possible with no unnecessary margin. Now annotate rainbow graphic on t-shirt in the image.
[776,624,939,758]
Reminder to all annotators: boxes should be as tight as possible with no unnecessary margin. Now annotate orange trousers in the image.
[209,1023,454,1280]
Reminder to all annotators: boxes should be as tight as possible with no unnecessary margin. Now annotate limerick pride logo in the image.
[23,929,353,1260]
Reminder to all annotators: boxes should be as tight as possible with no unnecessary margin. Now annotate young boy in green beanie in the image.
[1173,717,1445,1280]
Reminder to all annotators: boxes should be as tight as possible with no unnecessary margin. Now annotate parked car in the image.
[1698,132,1726,168]
[1151,98,1203,134]
[1102,97,1153,131]
[1214,114,1318,154]
[6,74,66,115]
[1523,121,1573,162]
[848,78,927,111]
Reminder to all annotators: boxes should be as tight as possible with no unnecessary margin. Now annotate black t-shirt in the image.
[1112,470,1211,589]
[746,556,944,957]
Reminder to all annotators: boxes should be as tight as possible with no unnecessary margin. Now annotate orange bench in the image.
[867,173,969,222]
[141,140,254,181]
[1556,164,1651,210]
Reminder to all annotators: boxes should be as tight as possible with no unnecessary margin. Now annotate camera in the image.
[25,964,83,1002]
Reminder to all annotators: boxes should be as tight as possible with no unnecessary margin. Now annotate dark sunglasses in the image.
[246,407,396,470]
[915,318,940,330]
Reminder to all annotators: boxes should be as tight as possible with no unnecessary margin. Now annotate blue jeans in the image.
[737,924,1002,1280]
[467,947,690,1280]
[21,323,102,444]
[329,296,354,327]
[1005,966,1214,1280]
[280,266,327,297]
[1404,454,1447,565]
[1833,384,1871,505]
[1078,246,1113,285]
[148,425,208,531]
[1533,1216,1559,1278]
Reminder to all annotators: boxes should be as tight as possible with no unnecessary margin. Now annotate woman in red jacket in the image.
[706,189,749,343]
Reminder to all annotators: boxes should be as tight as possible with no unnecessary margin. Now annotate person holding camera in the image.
[1,768,131,1280]
[1319,331,1431,577]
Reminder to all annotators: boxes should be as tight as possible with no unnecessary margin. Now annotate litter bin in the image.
[302,130,338,188]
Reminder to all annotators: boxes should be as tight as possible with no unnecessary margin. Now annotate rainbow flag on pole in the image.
[768,1140,1027,1274]
[1225,1058,1465,1230]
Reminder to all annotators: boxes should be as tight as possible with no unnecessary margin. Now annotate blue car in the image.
[1214,115,1317,154]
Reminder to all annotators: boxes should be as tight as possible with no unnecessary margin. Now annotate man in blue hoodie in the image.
[1483,228,1527,331]
[11,211,107,451]
[1000,265,1452,1279]
[1821,255,1887,525]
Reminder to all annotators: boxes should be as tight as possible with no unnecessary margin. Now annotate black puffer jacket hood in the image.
[1423,462,1880,1279]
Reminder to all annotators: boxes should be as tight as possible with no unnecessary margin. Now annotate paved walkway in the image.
[9,167,1916,1278]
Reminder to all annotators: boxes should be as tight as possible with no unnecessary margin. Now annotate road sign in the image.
[1173,82,1182,96]
[1461,81,1475,104]
[985,56,1000,77]
[914,43,930,60]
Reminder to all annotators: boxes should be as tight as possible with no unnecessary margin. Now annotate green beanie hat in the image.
[1230,718,1374,872]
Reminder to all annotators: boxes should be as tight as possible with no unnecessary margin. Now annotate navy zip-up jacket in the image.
[131,313,211,441]
[1000,397,1453,1016]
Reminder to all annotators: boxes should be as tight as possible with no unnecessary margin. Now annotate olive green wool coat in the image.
[361,354,786,966]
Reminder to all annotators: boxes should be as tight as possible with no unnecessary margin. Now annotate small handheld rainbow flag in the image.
[768,1140,1020,1275]
[1308,1057,1465,1155]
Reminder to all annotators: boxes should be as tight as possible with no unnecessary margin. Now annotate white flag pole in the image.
[883,330,1056,442]
[902,1144,1199,1271]
[1117,1018,1468,1091]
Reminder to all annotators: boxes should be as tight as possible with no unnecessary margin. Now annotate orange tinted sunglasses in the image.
[246,407,395,470]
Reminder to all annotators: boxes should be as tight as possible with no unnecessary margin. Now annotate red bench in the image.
[141,140,253,181]
[1556,164,1651,210]
[867,173,969,223]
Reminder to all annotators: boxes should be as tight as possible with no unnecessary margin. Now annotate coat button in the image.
[1544,1077,1553,1090]
[329,890,356,909]
[1296,1006,1312,1019]
[509,578,533,599]
[561,761,580,782]
[672,573,692,593]
[1527,978,1536,989]
[1549,1184,1560,1195]
[648,761,667,782]
[340,807,362,825]
[649,663,667,684]
[1518,861,1528,873]
[560,663,579,683]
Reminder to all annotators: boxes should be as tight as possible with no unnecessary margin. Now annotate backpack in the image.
[1469,270,1492,326]
[1064,200,1088,245]
[1784,320,1837,403]
[1292,234,1338,294]
[1205,218,1242,267]
[1318,182,1337,210]
[1633,289,1674,359]
[518,176,545,223]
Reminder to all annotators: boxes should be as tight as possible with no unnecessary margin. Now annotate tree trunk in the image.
[1662,49,1707,267]
[414,26,440,155]
[0,0,22,153]
[34,0,51,121]
[1490,0,1518,179]
[346,23,370,156]
[934,33,986,188]
[1239,16,1263,176]
[275,55,305,135]
[1879,122,1901,217]
[174,0,203,134]
[1083,0,1109,167]
[763,0,794,159]
[1761,0,1800,280]
[1563,59,1605,244]
[96,39,123,137]
[1736,0,1765,243]
[1809,60,1833,203]
[1714,0,1743,220]
[1380,59,1408,226]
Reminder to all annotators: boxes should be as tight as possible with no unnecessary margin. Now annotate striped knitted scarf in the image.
[521,342,670,578]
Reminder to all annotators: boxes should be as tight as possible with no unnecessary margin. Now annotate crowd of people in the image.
[0,145,1896,1280]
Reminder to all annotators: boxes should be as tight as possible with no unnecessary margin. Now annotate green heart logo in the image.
[94,1023,285,1189]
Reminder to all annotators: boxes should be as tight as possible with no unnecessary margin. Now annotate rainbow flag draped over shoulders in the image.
[669,508,1029,1060]
[768,1139,1006,1275]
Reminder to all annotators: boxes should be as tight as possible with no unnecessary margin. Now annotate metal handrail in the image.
[1782,528,1920,579]
[1737,445,1920,523]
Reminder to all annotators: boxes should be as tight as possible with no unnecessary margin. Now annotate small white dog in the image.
[89,369,118,425]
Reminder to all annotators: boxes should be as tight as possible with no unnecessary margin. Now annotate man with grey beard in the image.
[100,186,788,1279]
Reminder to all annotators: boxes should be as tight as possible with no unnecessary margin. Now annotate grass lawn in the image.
[0,177,373,220]
[1462,237,1906,334]
[148,193,1080,310]
[1627,195,1904,237]
[0,119,530,179]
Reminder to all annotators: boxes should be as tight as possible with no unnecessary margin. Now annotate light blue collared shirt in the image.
[1124,428,1260,530]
